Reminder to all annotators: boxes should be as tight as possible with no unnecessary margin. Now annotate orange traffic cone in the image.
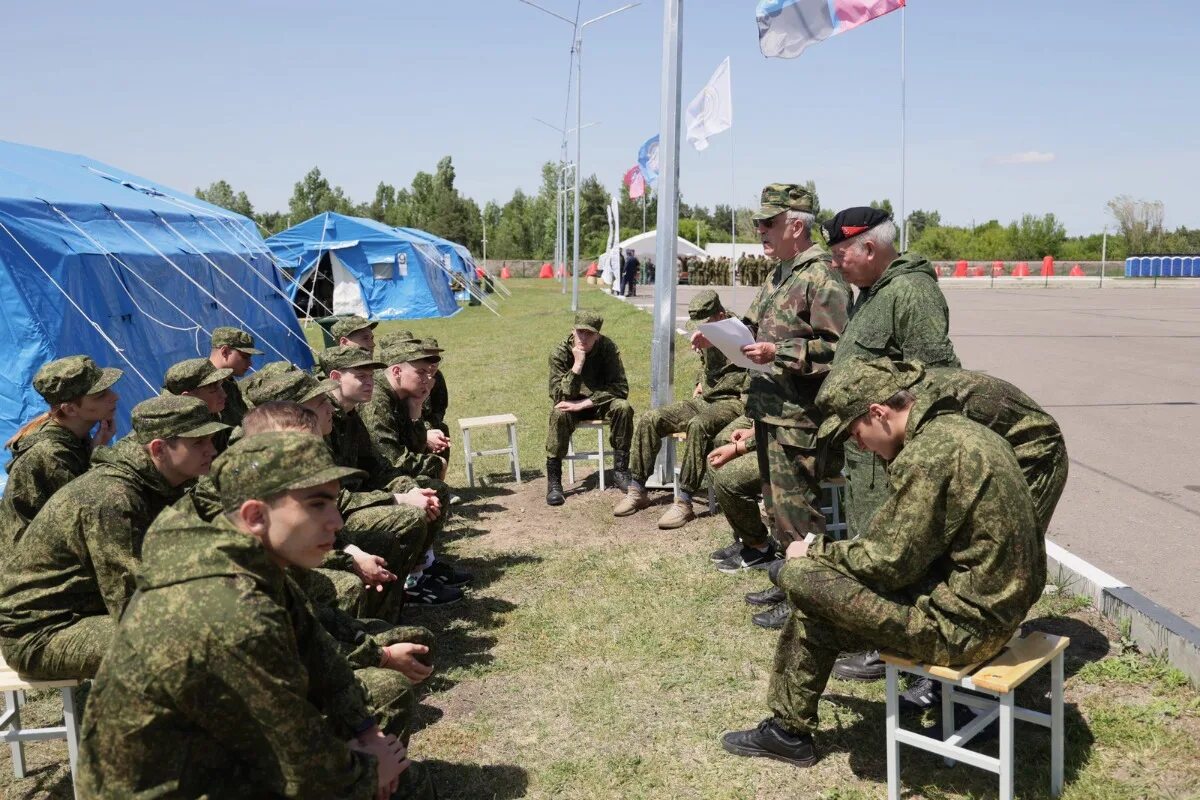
[954,260,968,277]
[500,265,512,279]
[1041,255,1055,276]
[586,261,598,277]
[992,260,1006,276]
[1069,264,1085,277]
[1013,262,1030,277]
[538,263,553,278]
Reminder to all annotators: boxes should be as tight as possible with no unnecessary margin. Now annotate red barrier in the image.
[1069,264,1085,277]
[934,265,943,277]
[1013,262,1030,277]
[954,260,969,277]
[586,261,598,277]
[972,266,986,277]
[1041,255,1055,276]
[992,260,1005,276]
[500,266,512,279]
[538,263,553,278]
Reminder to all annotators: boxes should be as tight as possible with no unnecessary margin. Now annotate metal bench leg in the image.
[885,665,901,800]
[999,692,1015,800]
[566,438,576,486]
[4,689,26,779]
[508,423,522,484]
[62,687,80,799]
[596,428,606,491]
[462,428,475,488]
[1051,651,1064,797]
[942,680,957,767]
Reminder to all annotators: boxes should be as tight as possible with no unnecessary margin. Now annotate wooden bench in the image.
[1,653,81,798]
[565,420,609,490]
[458,413,521,488]
[881,631,1069,800]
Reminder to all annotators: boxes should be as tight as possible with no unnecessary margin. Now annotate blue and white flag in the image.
[686,57,732,151]
[637,134,660,187]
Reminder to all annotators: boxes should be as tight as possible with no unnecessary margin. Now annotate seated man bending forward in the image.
[721,357,1042,767]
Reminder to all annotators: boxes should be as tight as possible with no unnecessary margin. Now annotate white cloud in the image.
[994,150,1057,165]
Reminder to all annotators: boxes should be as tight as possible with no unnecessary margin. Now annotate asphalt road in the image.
[621,281,1200,623]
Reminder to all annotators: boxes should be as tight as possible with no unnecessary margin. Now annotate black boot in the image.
[832,650,886,681]
[546,458,565,506]
[612,450,632,492]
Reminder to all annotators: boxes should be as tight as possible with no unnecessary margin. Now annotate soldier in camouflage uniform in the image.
[163,357,234,451]
[77,432,434,799]
[693,184,849,628]
[721,358,1041,769]
[614,291,748,528]
[0,396,227,680]
[0,356,122,548]
[332,314,379,353]
[821,206,961,679]
[544,310,634,505]
[208,327,260,431]
[706,416,771,568]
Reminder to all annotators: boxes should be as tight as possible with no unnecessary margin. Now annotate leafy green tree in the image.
[869,198,894,217]
[905,209,941,240]
[195,180,255,218]
[1107,195,1165,255]
[288,168,352,219]
[1008,213,1066,259]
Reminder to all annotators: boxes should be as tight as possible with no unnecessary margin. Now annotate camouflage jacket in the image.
[424,371,450,435]
[0,419,92,548]
[832,253,960,369]
[698,346,749,403]
[218,376,248,429]
[742,244,851,441]
[328,402,401,499]
[548,334,629,408]
[358,380,443,486]
[76,505,377,800]
[0,438,184,669]
[792,410,1041,642]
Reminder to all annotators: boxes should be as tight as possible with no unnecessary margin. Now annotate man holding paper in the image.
[692,184,850,627]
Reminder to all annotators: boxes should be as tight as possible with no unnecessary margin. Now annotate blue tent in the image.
[0,140,312,459]
[266,213,459,321]
[399,227,478,279]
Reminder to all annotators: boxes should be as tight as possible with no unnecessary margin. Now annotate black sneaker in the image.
[752,601,791,629]
[832,650,886,682]
[716,544,780,574]
[721,718,817,767]
[425,559,473,588]
[899,676,941,712]
[405,575,463,607]
[710,540,742,563]
[745,586,786,606]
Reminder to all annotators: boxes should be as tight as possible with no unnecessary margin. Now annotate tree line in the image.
[197,160,1197,262]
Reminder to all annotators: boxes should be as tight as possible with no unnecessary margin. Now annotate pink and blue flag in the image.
[756,0,904,59]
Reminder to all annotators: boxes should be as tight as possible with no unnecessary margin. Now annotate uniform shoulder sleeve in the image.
[891,275,960,367]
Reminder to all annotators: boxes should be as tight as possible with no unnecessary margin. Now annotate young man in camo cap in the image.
[331,315,379,353]
[163,358,232,416]
[77,431,434,800]
[208,326,261,430]
[0,395,227,680]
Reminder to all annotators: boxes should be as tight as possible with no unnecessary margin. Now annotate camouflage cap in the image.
[243,369,336,407]
[419,337,441,350]
[379,341,442,366]
[210,430,365,513]
[687,290,725,321]
[210,327,263,355]
[329,315,377,340]
[815,358,925,446]
[318,346,386,375]
[33,355,123,405]
[753,183,817,222]
[375,330,417,351]
[162,358,233,394]
[132,395,230,444]
[573,311,604,333]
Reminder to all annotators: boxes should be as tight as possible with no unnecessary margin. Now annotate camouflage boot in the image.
[613,485,650,516]
[657,498,696,529]
[546,458,565,506]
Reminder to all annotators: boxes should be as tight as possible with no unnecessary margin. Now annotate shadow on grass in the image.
[1022,615,1113,679]
[820,690,1095,795]
[423,759,529,800]
[0,763,74,800]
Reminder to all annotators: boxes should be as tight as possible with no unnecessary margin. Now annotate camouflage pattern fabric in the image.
[758,422,825,545]
[711,449,768,548]
[0,438,186,678]
[831,252,961,536]
[766,411,1040,734]
[359,380,445,481]
[218,375,249,429]
[753,182,817,219]
[32,355,122,405]
[209,326,262,354]
[425,370,450,436]
[76,506,388,799]
[546,333,633,458]
[0,419,92,548]
[627,397,742,493]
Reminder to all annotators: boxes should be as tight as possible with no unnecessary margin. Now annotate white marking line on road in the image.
[1046,539,1127,589]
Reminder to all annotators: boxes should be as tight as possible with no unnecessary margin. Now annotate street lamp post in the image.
[520,0,640,310]
[536,118,596,294]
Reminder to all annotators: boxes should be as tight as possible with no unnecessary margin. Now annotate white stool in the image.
[668,432,717,513]
[458,413,521,488]
[1,653,81,798]
[565,420,608,490]
[882,631,1069,800]
[818,477,847,539]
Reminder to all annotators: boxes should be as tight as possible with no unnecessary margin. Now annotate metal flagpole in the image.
[729,58,737,286]
[899,3,907,250]
[649,0,683,484]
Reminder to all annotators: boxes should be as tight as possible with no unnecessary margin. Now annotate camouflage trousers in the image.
[628,397,742,493]
[545,400,634,458]
[3,614,114,680]
[354,621,436,744]
[757,422,825,545]
[343,503,431,623]
[843,441,891,539]
[710,451,768,548]
[767,558,1013,734]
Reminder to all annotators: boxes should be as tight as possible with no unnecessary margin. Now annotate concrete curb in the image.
[1047,540,1200,687]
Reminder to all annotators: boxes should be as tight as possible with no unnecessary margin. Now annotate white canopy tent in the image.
[617,230,705,260]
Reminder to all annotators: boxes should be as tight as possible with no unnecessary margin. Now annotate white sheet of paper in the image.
[697,318,772,373]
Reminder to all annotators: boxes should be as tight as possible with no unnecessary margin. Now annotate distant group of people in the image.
[0,316,470,797]
[543,182,1068,768]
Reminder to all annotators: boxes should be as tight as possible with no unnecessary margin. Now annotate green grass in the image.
[5,280,1199,799]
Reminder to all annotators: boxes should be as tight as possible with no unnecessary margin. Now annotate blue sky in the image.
[3,1,1196,234]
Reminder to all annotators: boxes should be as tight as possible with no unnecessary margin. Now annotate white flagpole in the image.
[899,3,907,250]
[729,58,737,286]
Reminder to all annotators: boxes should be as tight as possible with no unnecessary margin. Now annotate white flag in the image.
[685,57,732,151]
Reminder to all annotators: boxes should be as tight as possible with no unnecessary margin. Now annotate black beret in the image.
[822,207,892,246]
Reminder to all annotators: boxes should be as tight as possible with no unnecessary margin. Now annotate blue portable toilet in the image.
[1184,257,1195,278]
[1170,256,1183,277]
